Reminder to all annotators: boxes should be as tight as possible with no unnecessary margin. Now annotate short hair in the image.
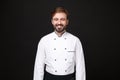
[51,7,69,19]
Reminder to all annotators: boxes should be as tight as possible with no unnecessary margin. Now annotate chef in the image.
[33,7,86,80]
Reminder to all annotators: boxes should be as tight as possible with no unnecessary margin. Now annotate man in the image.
[33,7,86,80]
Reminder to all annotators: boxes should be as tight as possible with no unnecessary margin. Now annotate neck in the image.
[55,30,66,37]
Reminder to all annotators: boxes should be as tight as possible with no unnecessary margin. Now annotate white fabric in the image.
[33,32,86,80]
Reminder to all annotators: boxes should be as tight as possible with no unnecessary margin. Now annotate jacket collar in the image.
[53,31,67,38]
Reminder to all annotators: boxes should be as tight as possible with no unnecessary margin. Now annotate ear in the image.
[51,19,53,25]
[67,19,69,25]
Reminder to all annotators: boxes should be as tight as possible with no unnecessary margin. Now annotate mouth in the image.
[56,24,64,27]
[55,26,64,32]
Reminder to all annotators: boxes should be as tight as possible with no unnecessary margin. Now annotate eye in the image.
[53,18,58,21]
[61,18,66,21]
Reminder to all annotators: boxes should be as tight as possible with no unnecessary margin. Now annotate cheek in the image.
[51,20,56,24]
[63,21,68,25]
[52,21,56,25]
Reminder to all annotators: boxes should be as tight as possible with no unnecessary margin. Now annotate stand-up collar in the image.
[53,31,67,38]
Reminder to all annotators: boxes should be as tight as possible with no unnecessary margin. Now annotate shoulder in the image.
[38,32,54,43]
[67,32,83,48]
[66,32,80,41]
[66,32,82,45]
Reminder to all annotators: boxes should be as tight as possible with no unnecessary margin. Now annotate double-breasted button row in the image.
[53,48,67,50]
[53,38,67,40]
[55,70,67,72]
[54,59,67,61]
[53,37,68,73]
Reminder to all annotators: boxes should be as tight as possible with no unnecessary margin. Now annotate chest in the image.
[44,37,76,59]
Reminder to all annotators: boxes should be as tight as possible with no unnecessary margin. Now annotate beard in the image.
[54,24,66,33]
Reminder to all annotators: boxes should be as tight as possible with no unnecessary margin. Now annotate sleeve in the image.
[75,38,86,80]
[33,38,46,80]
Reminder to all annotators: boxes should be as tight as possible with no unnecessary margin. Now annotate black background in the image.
[2,0,119,80]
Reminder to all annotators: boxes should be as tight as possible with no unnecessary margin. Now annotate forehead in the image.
[52,12,67,19]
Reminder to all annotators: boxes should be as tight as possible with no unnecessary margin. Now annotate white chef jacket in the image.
[33,31,86,80]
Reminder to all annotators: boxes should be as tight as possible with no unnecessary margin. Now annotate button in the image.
[54,38,56,40]
[64,38,67,40]
[65,48,67,50]
[65,59,67,61]
[54,48,56,50]
[65,70,67,72]
[55,70,57,72]
[55,59,57,61]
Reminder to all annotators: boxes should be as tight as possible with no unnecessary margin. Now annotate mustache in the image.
[55,24,64,26]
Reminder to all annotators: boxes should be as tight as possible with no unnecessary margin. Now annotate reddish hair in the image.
[51,7,69,19]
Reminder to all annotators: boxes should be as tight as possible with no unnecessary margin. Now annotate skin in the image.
[51,12,69,37]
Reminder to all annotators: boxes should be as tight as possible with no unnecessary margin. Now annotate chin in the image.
[56,30,65,33]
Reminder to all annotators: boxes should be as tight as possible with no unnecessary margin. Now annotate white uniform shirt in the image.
[33,32,86,80]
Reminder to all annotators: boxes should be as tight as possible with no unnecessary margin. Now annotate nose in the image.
[58,20,61,24]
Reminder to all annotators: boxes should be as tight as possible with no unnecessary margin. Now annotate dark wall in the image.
[2,0,119,80]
